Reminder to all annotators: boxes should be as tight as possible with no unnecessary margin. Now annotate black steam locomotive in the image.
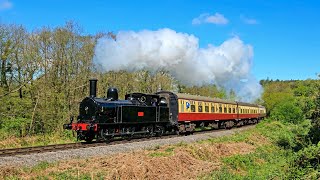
[63,79,178,142]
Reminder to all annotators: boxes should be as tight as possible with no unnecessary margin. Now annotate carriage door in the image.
[156,92,178,125]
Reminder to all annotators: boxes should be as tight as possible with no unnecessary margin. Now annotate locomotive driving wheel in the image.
[155,126,164,137]
[99,128,113,143]
[146,125,154,137]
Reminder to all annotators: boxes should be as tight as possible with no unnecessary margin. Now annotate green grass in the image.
[198,119,312,179]
[149,147,175,157]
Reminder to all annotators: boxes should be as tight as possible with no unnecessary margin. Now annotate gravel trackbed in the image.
[0,125,255,167]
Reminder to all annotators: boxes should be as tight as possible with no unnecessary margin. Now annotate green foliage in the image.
[257,120,310,151]
[201,120,320,179]
[308,120,320,144]
[270,101,304,124]
[262,80,293,113]
[261,79,319,117]
[308,80,320,144]
[31,161,52,173]
[201,120,300,179]
[0,117,30,137]
[149,151,173,157]
[49,171,77,179]
[295,143,320,170]
[289,143,320,179]
[148,145,175,157]
[218,147,291,179]
[178,84,227,99]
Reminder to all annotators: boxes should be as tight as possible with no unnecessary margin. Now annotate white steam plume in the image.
[94,28,262,102]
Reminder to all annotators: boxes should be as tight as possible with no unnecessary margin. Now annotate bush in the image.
[289,143,320,179]
[308,123,320,144]
[0,117,30,137]
[295,143,320,169]
[270,101,304,124]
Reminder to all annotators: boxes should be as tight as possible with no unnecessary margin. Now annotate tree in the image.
[0,24,14,91]
[270,100,304,124]
[308,75,320,144]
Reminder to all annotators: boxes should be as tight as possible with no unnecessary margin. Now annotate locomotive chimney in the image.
[89,79,98,98]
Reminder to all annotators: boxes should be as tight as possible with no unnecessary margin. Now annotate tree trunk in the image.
[1,59,8,90]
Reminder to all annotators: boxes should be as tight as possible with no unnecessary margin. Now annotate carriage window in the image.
[219,107,222,113]
[233,108,235,113]
[224,107,227,113]
[211,106,215,113]
[198,106,203,112]
[191,105,195,112]
[229,108,231,114]
[180,102,184,112]
[205,106,209,112]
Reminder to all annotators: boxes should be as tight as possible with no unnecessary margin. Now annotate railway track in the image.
[0,142,87,157]
[0,125,254,157]
[0,135,179,157]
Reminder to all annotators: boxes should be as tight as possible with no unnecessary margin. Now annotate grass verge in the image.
[0,120,308,179]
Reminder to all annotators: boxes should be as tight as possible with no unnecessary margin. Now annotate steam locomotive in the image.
[63,79,266,142]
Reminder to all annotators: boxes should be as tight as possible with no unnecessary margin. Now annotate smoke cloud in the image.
[94,28,262,102]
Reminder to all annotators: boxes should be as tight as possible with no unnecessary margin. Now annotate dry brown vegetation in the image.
[0,133,265,180]
[0,134,74,149]
[246,132,271,146]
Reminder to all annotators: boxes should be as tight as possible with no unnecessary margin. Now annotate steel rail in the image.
[0,124,255,157]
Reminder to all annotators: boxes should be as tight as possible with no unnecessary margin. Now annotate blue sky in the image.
[1,0,320,80]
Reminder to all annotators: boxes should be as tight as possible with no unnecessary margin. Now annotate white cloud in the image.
[192,13,229,25]
[94,28,262,101]
[0,0,12,10]
[240,15,258,25]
